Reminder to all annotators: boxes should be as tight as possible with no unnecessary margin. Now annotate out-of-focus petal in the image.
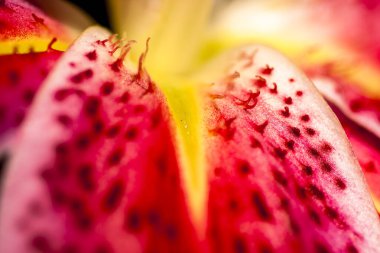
[0,0,92,181]
[0,0,93,54]
[204,0,380,96]
[107,0,213,74]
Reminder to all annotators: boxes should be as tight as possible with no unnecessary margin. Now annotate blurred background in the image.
[67,0,111,28]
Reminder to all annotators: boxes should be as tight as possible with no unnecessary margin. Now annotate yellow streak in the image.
[108,0,213,235]
[0,37,68,54]
[373,196,380,214]
[151,71,207,236]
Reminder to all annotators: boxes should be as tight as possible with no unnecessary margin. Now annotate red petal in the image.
[0,27,200,253]
[200,45,380,252]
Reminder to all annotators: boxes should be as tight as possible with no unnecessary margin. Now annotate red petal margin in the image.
[312,75,380,213]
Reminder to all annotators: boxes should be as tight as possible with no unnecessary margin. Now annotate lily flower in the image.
[0,1,380,253]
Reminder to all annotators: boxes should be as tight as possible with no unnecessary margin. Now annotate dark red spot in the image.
[23,89,35,105]
[61,244,79,253]
[308,184,325,200]
[165,224,178,241]
[300,114,310,122]
[290,220,301,235]
[77,164,95,192]
[41,68,49,78]
[8,70,20,85]
[250,136,262,149]
[272,169,287,187]
[335,178,347,190]
[289,78,295,83]
[56,114,72,128]
[314,242,331,253]
[92,119,104,134]
[259,244,274,253]
[75,213,93,231]
[32,13,45,24]
[349,100,362,112]
[228,199,239,212]
[234,91,259,110]
[308,209,321,225]
[324,206,339,220]
[303,165,313,176]
[321,142,333,153]
[284,97,293,105]
[253,75,267,88]
[55,142,68,155]
[234,237,247,253]
[84,96,101,117]
[110,59,123,72]
[75,134,91,150]
[96,39,108,46]
[321,162,333,173]
[125,126,138,141]
[85,50,97,61]
[53,89,69,101]
[211,117,236,140]
[147,210,160,227]
[62,88,85,100]
[150,110,162,129]
[252,120,269,134]
[280,106,290,117]
[290,127,301,137]
[238,160,251,175]
[346,243,358,253]
[69,198,83,213]
[156,154,168,174]
[50,189,67,206]
[29,234,50,252]
[309,147,320,157]
[251,190,272,221]
[101,180,125,213]
[306,128,316,136]
[107,148,124,166]
[106,124,121,138]
[70,69,93,84]
[0,153,9,180]
[125,209,141,232]
[14,111,25,127]
[56,159,70,176]
[269,82,278,94]
[100,81,114,96]
[274,147,287,159]
[295,185,307,200]
[296,90,303,96]
[285,140,295,150]
[260,65,273,75]
[139,80,156,97]
[280,198,290,210]
[119,91,130,103]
